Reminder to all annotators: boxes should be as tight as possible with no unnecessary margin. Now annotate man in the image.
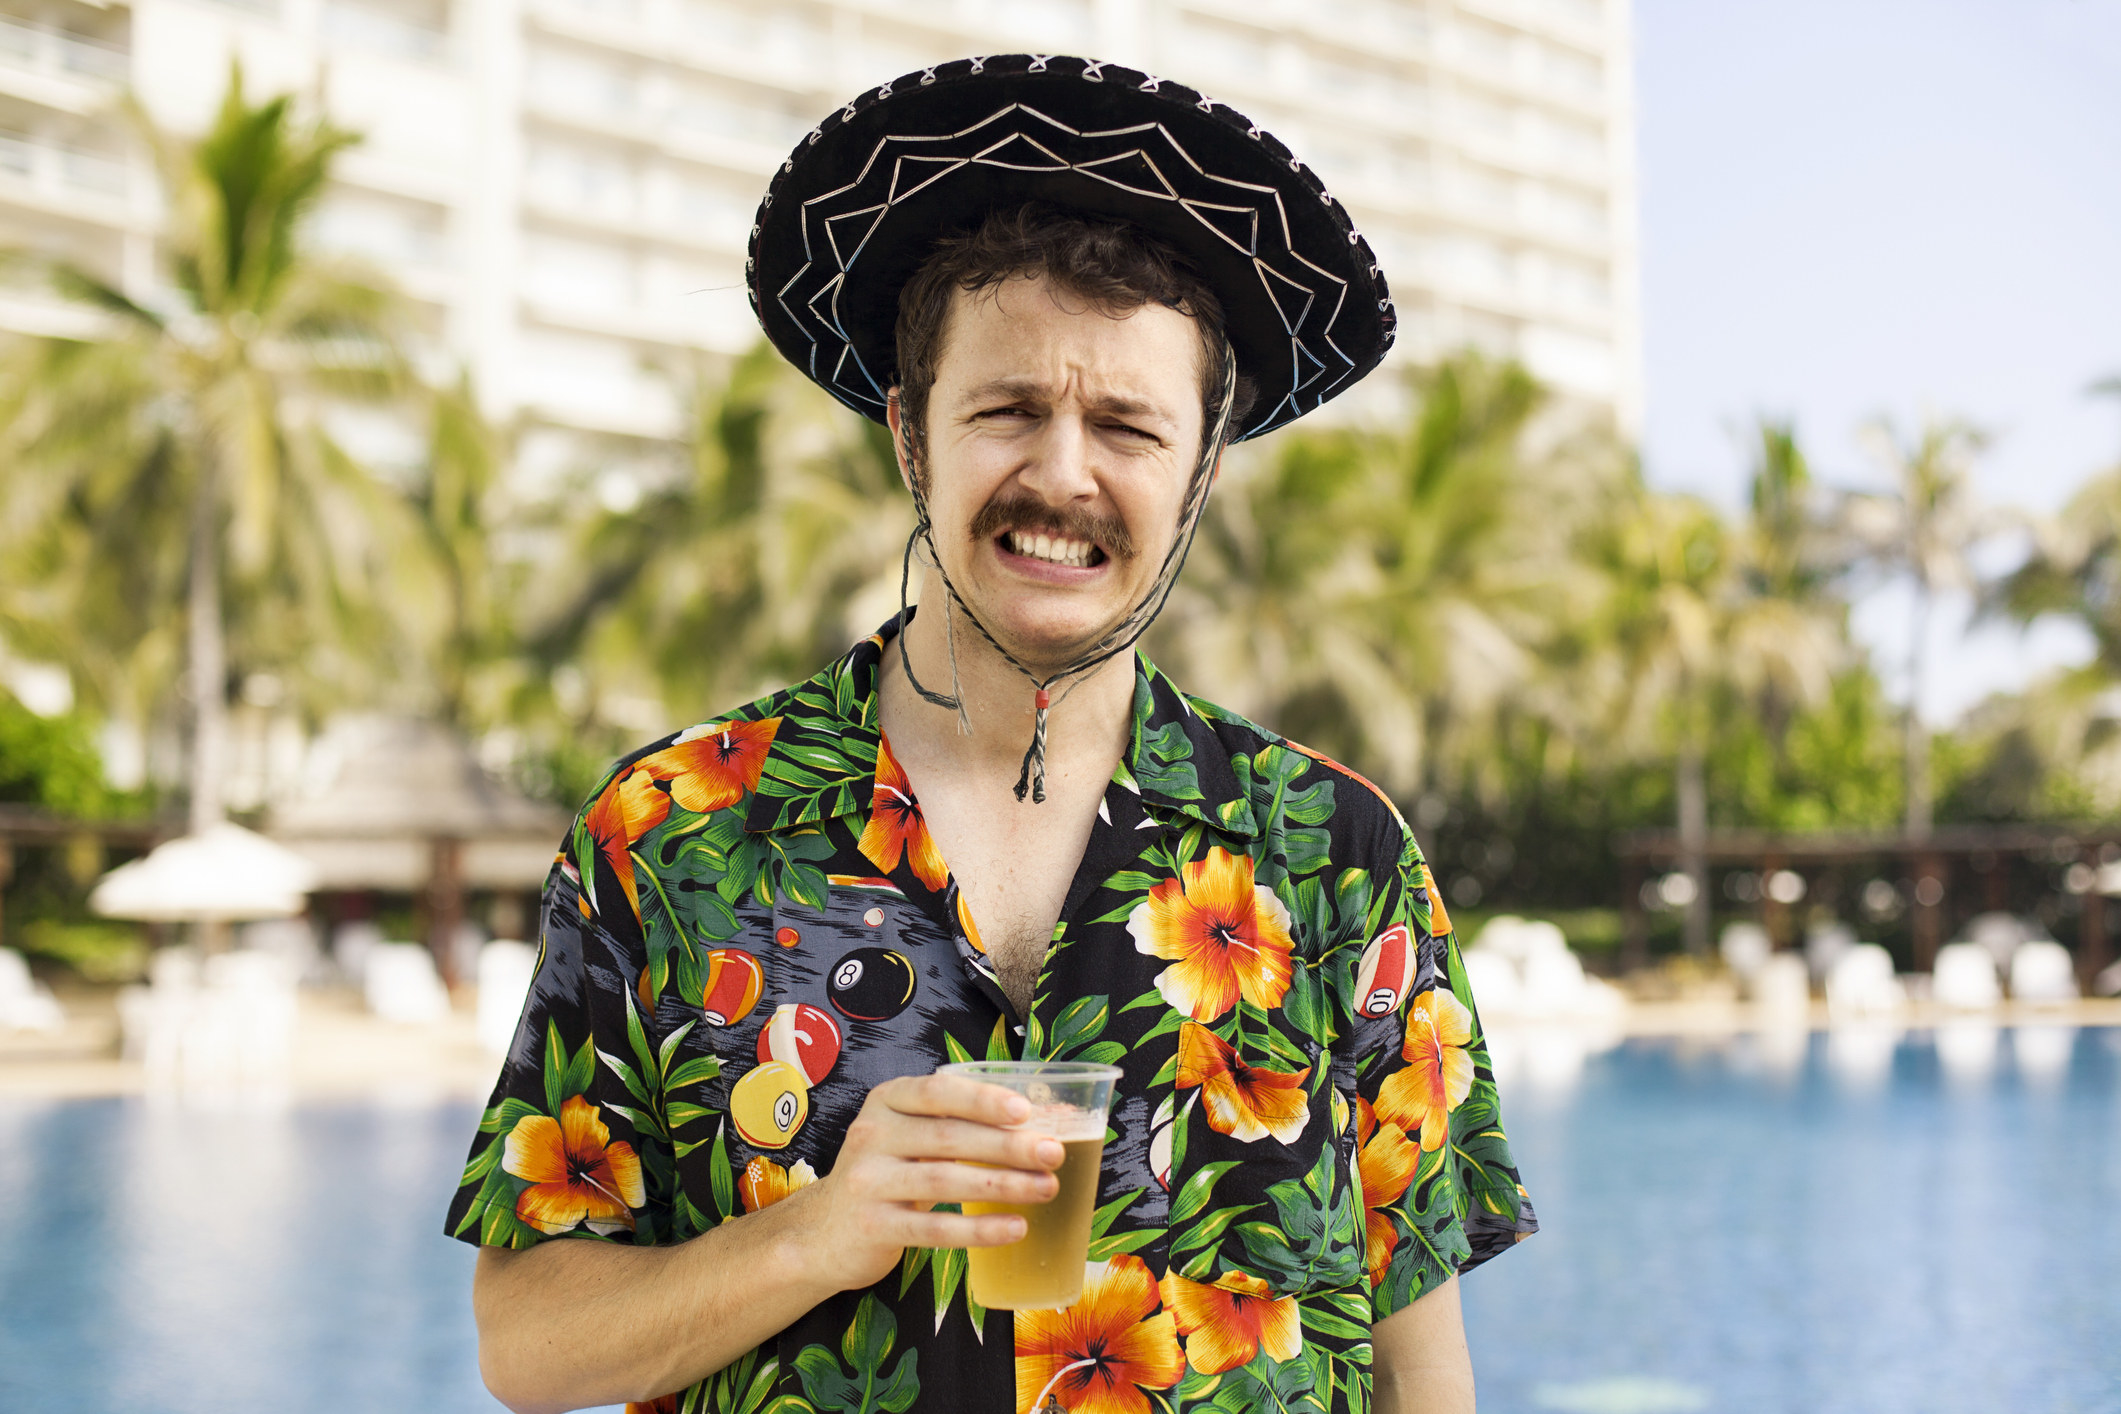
[450,55,1534,1414]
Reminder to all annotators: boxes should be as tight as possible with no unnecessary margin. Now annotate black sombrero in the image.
[746,53,1396,442]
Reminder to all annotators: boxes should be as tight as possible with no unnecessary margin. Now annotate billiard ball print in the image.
[1355,923,1416,1018]
[700,948,763,1026]
[827,948,916,1021]
[730,1059,809,1149]
[755,1002,842,1086]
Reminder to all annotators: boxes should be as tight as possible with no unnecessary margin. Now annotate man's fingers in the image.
[885,1159,1059,1207]
[878,1073,1030,1128]
[878,1115,1062,1169]
[897,1207,1030,1249]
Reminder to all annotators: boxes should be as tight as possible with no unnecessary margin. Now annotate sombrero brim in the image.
[747,54,1396,443]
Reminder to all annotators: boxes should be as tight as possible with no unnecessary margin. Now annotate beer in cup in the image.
[939,1060,1121,1310]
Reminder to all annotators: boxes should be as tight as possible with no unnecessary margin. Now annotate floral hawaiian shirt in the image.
[447,614,1536,1414]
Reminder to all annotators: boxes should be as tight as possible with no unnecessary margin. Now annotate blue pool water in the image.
[1,1028,2115,1413]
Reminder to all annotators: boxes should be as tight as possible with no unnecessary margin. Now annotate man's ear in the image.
[885,389,918,498]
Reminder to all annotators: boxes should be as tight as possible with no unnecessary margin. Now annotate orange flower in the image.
[1419,862,1451,937]
[1374,989,1475,1151]
[1176,1022,1310,1145]
[1014,1255,1183,1414]
[858,734,948,892]
[1354,1097,1420,1288]
[503,1095,647,1235]
[624,1397,680,1414]
[584,767,672,919]
[637,717,780,815]
[1158,1268,1301,1375]
[738,1155,817,1213]
[1127,847,1295,1022]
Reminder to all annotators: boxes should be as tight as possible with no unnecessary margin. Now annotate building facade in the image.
[1,0,1637,476]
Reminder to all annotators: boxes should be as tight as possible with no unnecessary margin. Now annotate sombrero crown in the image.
[748,54,1396,442]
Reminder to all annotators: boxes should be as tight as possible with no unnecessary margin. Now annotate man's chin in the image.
[975,604,1135,676]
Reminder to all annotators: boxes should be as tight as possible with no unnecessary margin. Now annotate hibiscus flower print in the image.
[1013,1254,1183,1414]
[1176,1021,1310,1144]
[503,1095,646,1235]
[1157,1268,1302,1376]
[637,717,780,816]
[583,767,672,919]
[739,1155,817,1213]
[858,733,948,892]
[1374,988,1476,1151]
[1127,847,1295,1022]
[1354,1096,1420,1288]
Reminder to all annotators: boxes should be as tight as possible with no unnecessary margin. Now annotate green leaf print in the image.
[541,1018,566,1117]
[1044,993,1109,1057]
[1168,1159,1244,1226]
[794,1295,921,1414]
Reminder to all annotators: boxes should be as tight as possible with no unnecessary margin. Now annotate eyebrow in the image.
[957,377,1174,424]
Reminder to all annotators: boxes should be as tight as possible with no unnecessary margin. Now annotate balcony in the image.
[0,18,128,118]
[0,129,134,223]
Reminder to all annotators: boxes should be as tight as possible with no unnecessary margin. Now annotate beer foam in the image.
[1015,1102,1107,1141]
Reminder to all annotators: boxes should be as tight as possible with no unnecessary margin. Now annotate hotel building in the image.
[1,0,1638,477]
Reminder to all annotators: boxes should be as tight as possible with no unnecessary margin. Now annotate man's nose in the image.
[1015,412,1100,505]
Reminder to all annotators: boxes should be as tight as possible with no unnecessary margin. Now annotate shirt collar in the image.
[744,614,1261,840]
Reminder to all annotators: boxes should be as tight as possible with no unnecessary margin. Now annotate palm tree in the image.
[0,67,404,830]
[533,342,911,726]
[1844,416,1990,839]
[394,374,518,729]
[1583,466,1834,954]
[1152,352,1597,797]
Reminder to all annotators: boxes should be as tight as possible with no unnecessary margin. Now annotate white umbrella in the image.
[91,821,319,922]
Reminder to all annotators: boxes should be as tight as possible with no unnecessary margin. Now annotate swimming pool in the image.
[1,1028,2114,1413]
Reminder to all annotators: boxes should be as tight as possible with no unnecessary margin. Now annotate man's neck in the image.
[876,573,1136,788]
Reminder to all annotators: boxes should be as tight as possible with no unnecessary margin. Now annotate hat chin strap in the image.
[895,352,1239,803]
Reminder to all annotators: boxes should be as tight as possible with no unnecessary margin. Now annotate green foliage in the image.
[0,691,138,817]
[1708,670,1903,832]
[16,920,146,983]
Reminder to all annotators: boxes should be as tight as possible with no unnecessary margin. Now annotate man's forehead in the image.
[934,278,1203,413]
[953,376,1170,420]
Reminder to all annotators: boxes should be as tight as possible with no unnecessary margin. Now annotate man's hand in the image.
[788,1071,1065,1291]
[475,1072,1062,1414]
[1372,1275,1474,1414]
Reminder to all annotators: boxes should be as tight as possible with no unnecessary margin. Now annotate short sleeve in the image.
[444,840,676,1250]
[1342,827,1537,1322]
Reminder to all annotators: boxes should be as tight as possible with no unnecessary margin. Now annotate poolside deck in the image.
[2,984,2117,1100]
[0,985,503,1101]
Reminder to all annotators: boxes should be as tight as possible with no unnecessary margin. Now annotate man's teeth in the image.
[1006,531,1096,567]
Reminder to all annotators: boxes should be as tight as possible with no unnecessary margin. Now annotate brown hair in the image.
[891,203,1256,472]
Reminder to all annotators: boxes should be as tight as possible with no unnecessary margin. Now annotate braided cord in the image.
[894,351,1240,802]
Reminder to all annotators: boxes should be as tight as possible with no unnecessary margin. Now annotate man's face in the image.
[895,274,1207,673]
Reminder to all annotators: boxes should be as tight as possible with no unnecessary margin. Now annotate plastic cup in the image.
[940,1059,1122,1310]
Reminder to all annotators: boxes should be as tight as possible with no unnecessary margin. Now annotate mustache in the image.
[967,495,1137,561]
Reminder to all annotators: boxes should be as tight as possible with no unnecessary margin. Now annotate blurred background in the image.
[0,1,2116,1411]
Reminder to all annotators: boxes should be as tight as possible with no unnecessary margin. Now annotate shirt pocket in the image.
[1155,1032,1367,1298]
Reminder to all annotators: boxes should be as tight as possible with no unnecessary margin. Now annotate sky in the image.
[1632,0,2121,723]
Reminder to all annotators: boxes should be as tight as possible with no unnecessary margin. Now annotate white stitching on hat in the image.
[1138,76,1161,92]
[1028,55,1050,72]
[1081,59,1105,82]
[919,67,937,86]
[969,56,986,73]
[876,80,893,99]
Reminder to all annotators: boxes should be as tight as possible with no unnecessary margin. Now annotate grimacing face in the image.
[888,274,1208,675]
